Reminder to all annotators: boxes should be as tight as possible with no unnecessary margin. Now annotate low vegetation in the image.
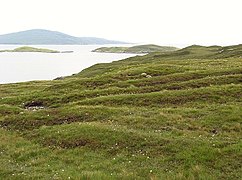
[92,44,179,54]
[0,44,241,179]
[0,46,60,53]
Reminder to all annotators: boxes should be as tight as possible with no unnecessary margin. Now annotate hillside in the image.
[0,29,127,45]
[92,44,179,54]
[0,44,241,179]
[0,46,60,53]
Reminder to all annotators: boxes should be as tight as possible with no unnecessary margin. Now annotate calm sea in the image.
[0,45,138,84]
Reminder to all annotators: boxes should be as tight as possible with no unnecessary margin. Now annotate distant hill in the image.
[152,44,242,59]
[0,29,127,45]
[92,44,179,54]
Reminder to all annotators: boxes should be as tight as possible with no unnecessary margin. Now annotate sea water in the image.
[0,45,138,84]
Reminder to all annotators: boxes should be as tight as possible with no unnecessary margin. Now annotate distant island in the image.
[0,46,73,53]
[92,44,179,54]
[0,29,127,45]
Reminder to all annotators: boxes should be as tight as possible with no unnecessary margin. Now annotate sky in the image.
[0,0,242,47]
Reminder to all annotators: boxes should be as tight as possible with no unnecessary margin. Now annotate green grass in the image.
[0,44,242,179]
[92,44,179,54]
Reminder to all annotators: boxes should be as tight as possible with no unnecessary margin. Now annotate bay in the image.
[0,45,137,84]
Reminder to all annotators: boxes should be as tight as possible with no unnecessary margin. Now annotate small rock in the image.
[141,73,147,76]
[54,76,64,80]
[146,75,152,78]
[211,129,218,134]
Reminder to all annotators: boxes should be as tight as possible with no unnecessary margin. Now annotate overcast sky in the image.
[0,0,242,47]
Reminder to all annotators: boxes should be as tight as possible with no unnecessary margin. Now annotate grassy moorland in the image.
[0,46,60,53]
[92,44,179,54]
[0,44,241,179]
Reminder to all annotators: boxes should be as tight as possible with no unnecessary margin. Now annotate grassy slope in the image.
[0,46,60,53]
[93,44,179,54]
[0,45,242,179]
